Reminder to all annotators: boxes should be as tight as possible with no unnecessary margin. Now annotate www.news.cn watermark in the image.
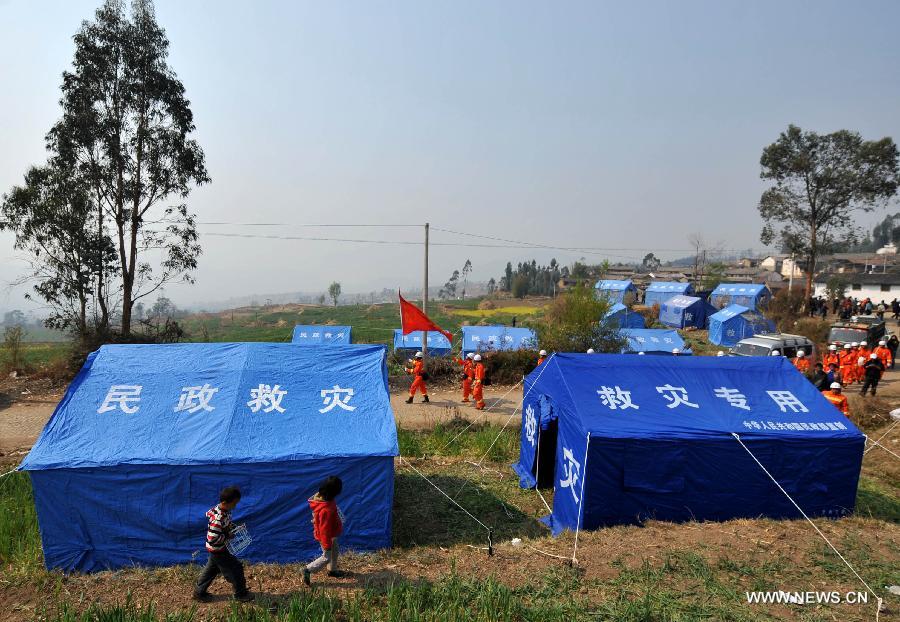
[746,591,869,605]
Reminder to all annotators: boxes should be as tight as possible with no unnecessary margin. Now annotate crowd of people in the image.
[809,295,900,320]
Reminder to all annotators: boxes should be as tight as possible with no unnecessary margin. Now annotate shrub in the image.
[478,299,496,310]
[535,285,623,353]
[2,325,26,373]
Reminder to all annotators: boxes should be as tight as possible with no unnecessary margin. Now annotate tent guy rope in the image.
[571,432,591,567]
[731,432,882,619]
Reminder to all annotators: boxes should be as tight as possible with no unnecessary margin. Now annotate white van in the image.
[730,333,817,362]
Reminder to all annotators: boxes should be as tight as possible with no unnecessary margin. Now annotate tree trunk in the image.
[806,222,817,300]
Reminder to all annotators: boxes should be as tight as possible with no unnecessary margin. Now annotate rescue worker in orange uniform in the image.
[537,349,547,366]
[839,343,856,385]
[405,351,429,404]
[454,352,475,403]
[472,354,486,410]
[792,349,810,374]
[857,341,872,381]
[875,340,893,369]
[823,382,850,416]
[824,344,840,370]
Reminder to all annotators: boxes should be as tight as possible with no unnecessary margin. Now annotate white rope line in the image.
[398,455,492,533]
[731,433,882,617]
[439,378,524,452]
[0,468,19,480]
[475,353,558,466]
[864,420,899,454]
[524,542,569,561]
[865,437,900,462]
[571,432,591,566]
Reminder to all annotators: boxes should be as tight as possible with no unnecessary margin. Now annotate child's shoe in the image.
[235,592,255,602]
[303,568,311,586]
[328,570,351,578]
[405,396,413,404]
[192,592,213,603]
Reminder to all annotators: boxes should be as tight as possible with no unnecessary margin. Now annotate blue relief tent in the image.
[708,305,776,347]
[594,280,637,304]
[513,354,864,534]
[710,283,771,311]
[20,343,397,572]
[643,282,694,309]
[461,326,536,355]
[619,329,691,355]
[659,295,714,329]
[604,303,646,329]
[291,325,352,345]
[393,330,452,355]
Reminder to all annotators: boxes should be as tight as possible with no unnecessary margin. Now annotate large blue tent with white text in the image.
[619,328,690,354]
[708,305,776,347]
[21,343,397,572]
[513,354,863,533]
[461,326,536,355]
[644,282,694,308]
[291,325,352,345]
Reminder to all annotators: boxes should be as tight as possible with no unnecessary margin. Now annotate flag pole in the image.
[423,222,429,360]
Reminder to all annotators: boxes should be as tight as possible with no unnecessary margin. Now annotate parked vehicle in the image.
[828,315,886,347]
[730,333,817,361]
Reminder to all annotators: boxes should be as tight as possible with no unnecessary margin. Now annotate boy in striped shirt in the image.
[193,486,254,602]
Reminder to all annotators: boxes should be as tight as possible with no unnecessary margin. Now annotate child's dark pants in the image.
[195,550,248,597]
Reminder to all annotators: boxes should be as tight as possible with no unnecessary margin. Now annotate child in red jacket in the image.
[303,476,347,585]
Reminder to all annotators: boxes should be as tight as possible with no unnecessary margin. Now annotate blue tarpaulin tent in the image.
[710,283,771,311]
[644,282,694,308]
[393,330,452,355]
[659,295,714,329]
[708,305,776,347]
[594,280,637,304]
[513,354,864,533]
[619,329,690,355]
[604,303,646,329]
[461,326,536,355]
[21,343,397,572]
[291,325,352,345]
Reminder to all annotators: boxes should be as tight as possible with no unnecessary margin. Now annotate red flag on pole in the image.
[399,291,453,343]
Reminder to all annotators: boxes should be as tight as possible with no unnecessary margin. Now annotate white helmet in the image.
[771,350,781,356]
[860,341,867,347]
[539,350,547,356]
[586,348,595,354]
[672,348,681,354]
[851,342,859,347]
[829,344,836,351]
[415,351,423,358]
[466,352,475,359]
[844,343,852,349]
[637,351,646,355]
[716,351,725,357]
[474,354,482,361]
[880,341,887,346]
[830,382,842,390]
[797,349,805,357]
[871,352,879,359]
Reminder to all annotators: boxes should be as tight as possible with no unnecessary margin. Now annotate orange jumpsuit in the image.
[406,360,428,397]
[839,350,856,385]
[823,390,850,416]
[793,357,810,374]
[875,345,893,369]
[824,351,840,370]
[536,357,545,367]
[856,348,872,382]
[455,356,474,402]
[473,362,486,410]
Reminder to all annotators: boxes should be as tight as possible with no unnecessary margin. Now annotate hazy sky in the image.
[2,0,899,310]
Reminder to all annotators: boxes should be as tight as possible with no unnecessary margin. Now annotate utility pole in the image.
[422,222,429,359]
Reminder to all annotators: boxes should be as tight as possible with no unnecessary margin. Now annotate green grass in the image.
[397,420,519,464]
[855,476,900,523]
[0,471,43,578]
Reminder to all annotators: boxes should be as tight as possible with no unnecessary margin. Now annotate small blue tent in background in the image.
[513,354,864,533]
[643,282,693,308]
[393,330,452,355]
[604,303,646,329]
[659,295,714,329]
[291,325,352,345]
[708,305,776,347]
[619,328,690,355]
[710,283,771,311]
[461,326,536,355]
[21,343,397,572]
[595,280,637,305]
